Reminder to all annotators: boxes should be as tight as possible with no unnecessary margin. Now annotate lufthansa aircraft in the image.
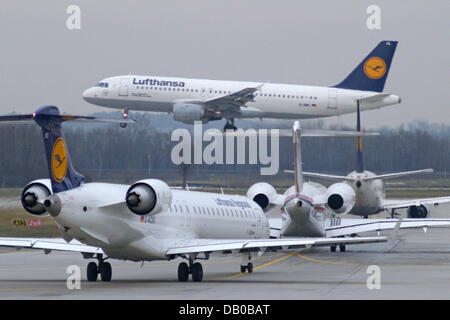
[285,101,450,219]
[247,122,450,250]
[0,106,387,282]
[82,41,401,131]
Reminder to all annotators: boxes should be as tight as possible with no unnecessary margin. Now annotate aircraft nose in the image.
[82,88,97,102]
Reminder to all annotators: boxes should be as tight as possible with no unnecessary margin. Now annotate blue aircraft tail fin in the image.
[0,106,135,193]
[34,106,84,193]
[334,41,398,92]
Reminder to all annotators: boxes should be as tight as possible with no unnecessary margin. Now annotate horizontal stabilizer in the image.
[0,112,136,124]
[362,169,433,181]
[284,171,355,181]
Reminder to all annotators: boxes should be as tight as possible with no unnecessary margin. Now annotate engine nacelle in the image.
[125,179,172,216]
[246,182,277,211]
[21,179,52,216]
[173,103,206,124]
[326,182,356,215]
[407,204,429,218]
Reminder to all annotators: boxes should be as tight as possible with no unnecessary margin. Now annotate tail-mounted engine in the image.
[246,182,277,211]
[125,179,172,216]
[326,182,356,215]
[21,179,52,216]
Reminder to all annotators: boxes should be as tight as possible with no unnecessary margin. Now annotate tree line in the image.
[0,112,448,188]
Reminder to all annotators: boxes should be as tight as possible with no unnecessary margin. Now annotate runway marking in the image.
[295,252,363,267]
[212,251,298,280]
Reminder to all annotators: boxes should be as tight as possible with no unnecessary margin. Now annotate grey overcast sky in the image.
[1,0,448,128]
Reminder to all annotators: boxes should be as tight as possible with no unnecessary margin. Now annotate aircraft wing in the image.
[382,196,450,210]
[0,237,103,254]
[165,236,386,256]
[325,217,450,238]
[202,85,263,115]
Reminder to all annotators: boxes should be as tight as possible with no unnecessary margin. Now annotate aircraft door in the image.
[328,88,337,109]
[119,77,129,96]
[255,209,263,238]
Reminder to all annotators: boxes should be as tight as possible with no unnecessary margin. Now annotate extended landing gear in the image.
[223,118,237,131]
[120,108,129,128]
[87,254,112,282]
[330,245,346,252]
[178,256,204,282]
[240,253,253,273]
[389,209,400,219]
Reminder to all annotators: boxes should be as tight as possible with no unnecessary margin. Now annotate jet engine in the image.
[326,182,356,215]
[125,179,172,216]
[173,103,207,124]
[246,182,277,211]
[21,179,52,216]
[407,204,429,218]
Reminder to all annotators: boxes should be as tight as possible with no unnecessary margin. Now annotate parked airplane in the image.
[247,122,450,251]
[285,101,450,218]
[0,106,387,282]
[82,41,401,131]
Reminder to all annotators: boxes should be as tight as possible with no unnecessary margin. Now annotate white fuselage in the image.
[52,182,269,262]
[280,183,329,238]
[82,75,401,121]
[346,171,385,216]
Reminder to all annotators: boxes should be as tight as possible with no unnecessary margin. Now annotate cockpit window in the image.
[95,82,109,88]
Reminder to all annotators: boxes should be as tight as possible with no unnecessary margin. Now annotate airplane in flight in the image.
[247,122,450,251]
[0,106,387,282]
[284,100,450,219]
[82,41,401,131]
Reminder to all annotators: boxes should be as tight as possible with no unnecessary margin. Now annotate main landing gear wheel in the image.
[87,262,98,282]
[177,260,204,282]
[330,245,337,252]
[99,262,112,282]
[191,262,203,282]
[240,262,254,273]
[86,254,112,282]
[178,262,189,282]
[339,245,346,252]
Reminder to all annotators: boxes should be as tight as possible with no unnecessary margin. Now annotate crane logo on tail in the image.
[363,57,386,79]
[51,137,68,183]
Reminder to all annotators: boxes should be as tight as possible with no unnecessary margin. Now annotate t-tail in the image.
[334,41,398,92]
[356,100,364,173]
[289,101,434,182]
[34,106,84,193]
[0,105,135,193]
[292,121,304,193]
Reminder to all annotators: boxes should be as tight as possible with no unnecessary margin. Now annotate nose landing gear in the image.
[223,118,237,131]
[120,108,129,128]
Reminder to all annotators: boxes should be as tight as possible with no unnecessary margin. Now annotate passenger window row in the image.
[133,86,317,100]
[168,203,257,220]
